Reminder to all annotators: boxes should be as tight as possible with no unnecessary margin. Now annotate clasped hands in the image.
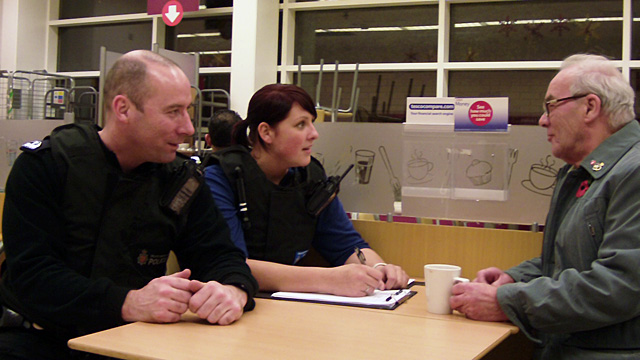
[121,269,247,326]
[449,267,512,322]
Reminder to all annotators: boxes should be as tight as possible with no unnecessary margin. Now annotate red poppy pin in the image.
[576,180,590,198]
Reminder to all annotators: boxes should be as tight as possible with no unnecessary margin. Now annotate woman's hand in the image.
[326,264,385,297]
[376,264,410,290]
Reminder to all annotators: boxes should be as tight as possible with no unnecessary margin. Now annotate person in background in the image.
[204,83,409,297]
[205,109,243,152]
[450,54,640,359]
[0,50,257,359]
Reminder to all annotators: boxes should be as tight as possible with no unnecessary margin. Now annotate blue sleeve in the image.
[312,196,370,266]
[204,164,248,257]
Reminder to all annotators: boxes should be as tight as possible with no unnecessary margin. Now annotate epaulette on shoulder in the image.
[20,138,51,153]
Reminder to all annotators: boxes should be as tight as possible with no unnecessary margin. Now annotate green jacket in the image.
[498,120,640,359]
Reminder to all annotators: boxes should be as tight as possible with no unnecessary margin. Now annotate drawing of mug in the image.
[408,158,434,180]
[355,150,375,184]
[529,163,557,190]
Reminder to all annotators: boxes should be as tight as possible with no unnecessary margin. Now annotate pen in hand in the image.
[355,247,367,265]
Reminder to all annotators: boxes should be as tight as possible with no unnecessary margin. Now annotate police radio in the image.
[307,164,354,217]
[160,159,203,216]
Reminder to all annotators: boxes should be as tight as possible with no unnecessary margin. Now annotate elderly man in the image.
[0,50,257,359]
[450,54,640,359]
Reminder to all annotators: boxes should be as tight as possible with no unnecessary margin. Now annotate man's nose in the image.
[182,109,195,136]
[539,113,549,127]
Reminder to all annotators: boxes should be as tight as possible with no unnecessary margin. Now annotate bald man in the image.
[0,50,257,359]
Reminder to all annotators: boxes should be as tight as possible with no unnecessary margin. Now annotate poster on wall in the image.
[405,97,455,126]
[454,97,509,132]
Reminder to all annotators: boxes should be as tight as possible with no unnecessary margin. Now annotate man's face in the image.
[129,64,194,164]
[538,71,587,165]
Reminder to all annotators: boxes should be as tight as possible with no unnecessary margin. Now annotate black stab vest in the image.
[49,124,190,288]
[212,146,326,265]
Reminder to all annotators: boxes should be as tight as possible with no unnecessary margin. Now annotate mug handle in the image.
[454,277,469,285]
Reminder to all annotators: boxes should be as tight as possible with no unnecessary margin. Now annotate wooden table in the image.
[69,286,517,360]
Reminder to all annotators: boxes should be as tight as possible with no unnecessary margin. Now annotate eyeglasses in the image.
[543,94,589,115]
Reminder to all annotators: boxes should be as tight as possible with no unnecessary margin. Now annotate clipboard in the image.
[269,289,416,310]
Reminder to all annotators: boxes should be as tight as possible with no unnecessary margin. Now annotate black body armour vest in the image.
[212,146,326,265]
[49,124,195,288]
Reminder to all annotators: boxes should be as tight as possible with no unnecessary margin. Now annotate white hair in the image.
[560,54,636,130]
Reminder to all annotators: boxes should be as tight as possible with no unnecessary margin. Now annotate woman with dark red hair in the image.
[204,83,408,296]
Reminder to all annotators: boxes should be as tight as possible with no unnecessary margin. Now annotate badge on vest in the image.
[22,140,42,150]
[136,249,168,266]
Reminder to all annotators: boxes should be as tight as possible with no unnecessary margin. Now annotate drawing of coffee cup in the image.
[355,150,375,184]
[408,158,434,180]
[529,163,557,190]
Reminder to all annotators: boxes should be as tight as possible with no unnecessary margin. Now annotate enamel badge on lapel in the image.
[590,160,604,171]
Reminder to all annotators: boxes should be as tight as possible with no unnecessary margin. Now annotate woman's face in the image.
[266,102,318,168]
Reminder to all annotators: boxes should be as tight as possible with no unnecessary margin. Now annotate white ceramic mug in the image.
[424,264,469,314]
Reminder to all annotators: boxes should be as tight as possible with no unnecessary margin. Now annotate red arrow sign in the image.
[162,0,184,26]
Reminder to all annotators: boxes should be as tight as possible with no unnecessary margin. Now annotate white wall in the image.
[229,0,278,118]
[0,0,19,70]
[0,0,4,63]
[0,0,47,71]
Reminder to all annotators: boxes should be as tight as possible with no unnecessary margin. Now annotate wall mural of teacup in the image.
[521,155,559,196]
[406,149,434,184]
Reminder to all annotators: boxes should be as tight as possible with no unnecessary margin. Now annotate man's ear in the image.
[112,95,133,123]
[257,122,273,144]
[584,94,602,124]
[204,134,212,147]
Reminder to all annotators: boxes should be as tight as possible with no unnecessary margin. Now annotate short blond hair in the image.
[103,50,179,115]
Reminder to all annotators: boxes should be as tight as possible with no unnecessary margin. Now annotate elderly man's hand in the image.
[450,282,509,322]
[474,267,515,286]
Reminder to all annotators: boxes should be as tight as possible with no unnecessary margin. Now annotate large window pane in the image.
[166,17,233,68]
[58,22,152,72]
[450,0,623,61]
[199,74,231,118]
[295,5,438,64]
[449,71,556,125]
[296,71,436,123]
[633,0,640,59]
[629,70,640,117]
[60,0,147,19]
[202,0,233,8]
